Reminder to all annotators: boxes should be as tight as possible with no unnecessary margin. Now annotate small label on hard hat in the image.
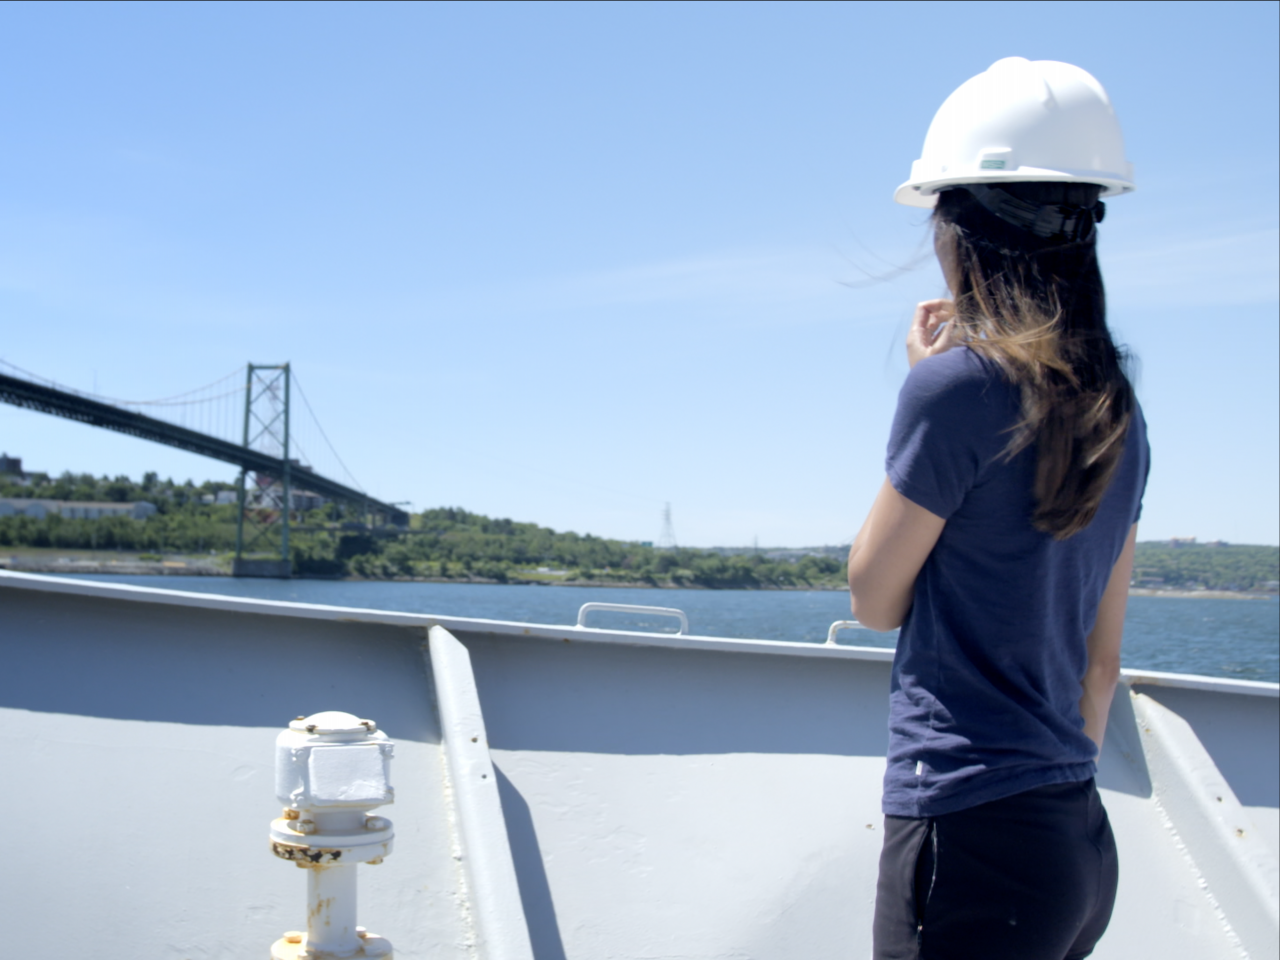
[980,159,1007,169]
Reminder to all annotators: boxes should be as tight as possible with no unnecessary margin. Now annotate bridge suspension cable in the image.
[292,372,364,494]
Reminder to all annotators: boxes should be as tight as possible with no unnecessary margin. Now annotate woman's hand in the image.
[906,299,959,368]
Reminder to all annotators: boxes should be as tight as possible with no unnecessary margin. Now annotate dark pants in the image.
[872,779,1118,960]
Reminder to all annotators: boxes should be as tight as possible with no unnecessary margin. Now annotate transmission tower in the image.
[657,501,677,550]
[234,364,292,577]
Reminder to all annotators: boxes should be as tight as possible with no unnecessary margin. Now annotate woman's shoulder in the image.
[911,344,1001,383]
[900,347,1015,419]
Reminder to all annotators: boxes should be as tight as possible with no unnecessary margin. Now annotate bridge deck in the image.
[0,371,407,524]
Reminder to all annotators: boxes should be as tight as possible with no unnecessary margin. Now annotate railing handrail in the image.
[825,620,866,646]
[576,602,689,635]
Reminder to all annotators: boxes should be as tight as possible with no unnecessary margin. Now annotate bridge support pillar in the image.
[234,363,293,577]
[232,558,293,578]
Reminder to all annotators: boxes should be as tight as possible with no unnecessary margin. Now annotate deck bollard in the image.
[269,711,396,959]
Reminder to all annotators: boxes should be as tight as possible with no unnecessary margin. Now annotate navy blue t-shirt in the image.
[882,347,1149,818]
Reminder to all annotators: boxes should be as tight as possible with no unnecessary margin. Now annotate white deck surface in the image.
[1,571,1276,959]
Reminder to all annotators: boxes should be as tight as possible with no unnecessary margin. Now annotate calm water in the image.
[57,575,1279,683]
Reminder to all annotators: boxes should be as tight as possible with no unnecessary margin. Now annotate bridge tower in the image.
[234,364,293,578]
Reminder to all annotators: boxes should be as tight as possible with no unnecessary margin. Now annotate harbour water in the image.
[52,574,1280,683]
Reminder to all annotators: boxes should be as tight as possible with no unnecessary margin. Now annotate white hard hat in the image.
[895,57,1135,208]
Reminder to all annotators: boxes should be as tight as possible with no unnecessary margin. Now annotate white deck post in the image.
[268,711,396,959]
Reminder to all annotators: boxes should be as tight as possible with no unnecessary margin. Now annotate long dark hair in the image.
[933,183,1134,540]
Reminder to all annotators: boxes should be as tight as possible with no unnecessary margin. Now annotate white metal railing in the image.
[576,602,689,635]
[825,620,869,646]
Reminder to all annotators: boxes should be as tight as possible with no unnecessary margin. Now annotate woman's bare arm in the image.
[846,303,957,630]
[1080,524,1138,754]
[847,478,947,631]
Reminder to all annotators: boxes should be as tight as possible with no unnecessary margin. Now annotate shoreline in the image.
[4,559,1277,599]
[1125,587,1274,601]
[0,560,844,591]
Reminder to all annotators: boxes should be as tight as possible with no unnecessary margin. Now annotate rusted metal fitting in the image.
[270,711,397,959]
[271,840,345,865]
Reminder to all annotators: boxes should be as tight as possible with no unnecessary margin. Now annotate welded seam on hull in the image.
[435,722,481,959]
[1147,785,1248,958]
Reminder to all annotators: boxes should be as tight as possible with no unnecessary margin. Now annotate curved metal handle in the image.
[576,602,689,635]
[825,620,866,646]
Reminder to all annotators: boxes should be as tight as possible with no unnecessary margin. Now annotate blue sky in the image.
[1,0,1276,546]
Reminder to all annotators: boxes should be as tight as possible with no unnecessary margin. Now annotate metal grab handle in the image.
[825,620,866,646]
[576,602,689,635]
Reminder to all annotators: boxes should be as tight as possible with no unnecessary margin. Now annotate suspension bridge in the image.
[0,360,408,576]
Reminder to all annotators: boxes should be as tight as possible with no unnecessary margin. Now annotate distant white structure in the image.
[657,502,677,550]
[201,488,324,510]
[200,491,241,506]
[0,498,157,520]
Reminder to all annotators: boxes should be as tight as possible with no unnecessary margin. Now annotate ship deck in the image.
[2,570,1276,959]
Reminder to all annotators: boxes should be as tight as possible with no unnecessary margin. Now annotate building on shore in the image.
[0,498,157,520]
[0,453,26,482]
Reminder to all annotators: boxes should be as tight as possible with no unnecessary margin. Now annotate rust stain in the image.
[271,841,345,864]
[308,895,336,923]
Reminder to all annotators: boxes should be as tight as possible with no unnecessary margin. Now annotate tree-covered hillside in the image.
[1132,542,1279,592]
[0,472,845,588]
[4,471,1276,590]
[0,471,239,554]
[299,507,845,587]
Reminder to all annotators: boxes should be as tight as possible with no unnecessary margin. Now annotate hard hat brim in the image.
[895,167,1136,208]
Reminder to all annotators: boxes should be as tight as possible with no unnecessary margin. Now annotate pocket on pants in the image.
[912,819,937,927]
[873,816,936,960]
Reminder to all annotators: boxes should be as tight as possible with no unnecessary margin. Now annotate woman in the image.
[847,59,1150,960]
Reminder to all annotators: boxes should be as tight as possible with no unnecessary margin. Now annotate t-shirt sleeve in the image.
[886,349,1011,520]
[1130,403,1150,525]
